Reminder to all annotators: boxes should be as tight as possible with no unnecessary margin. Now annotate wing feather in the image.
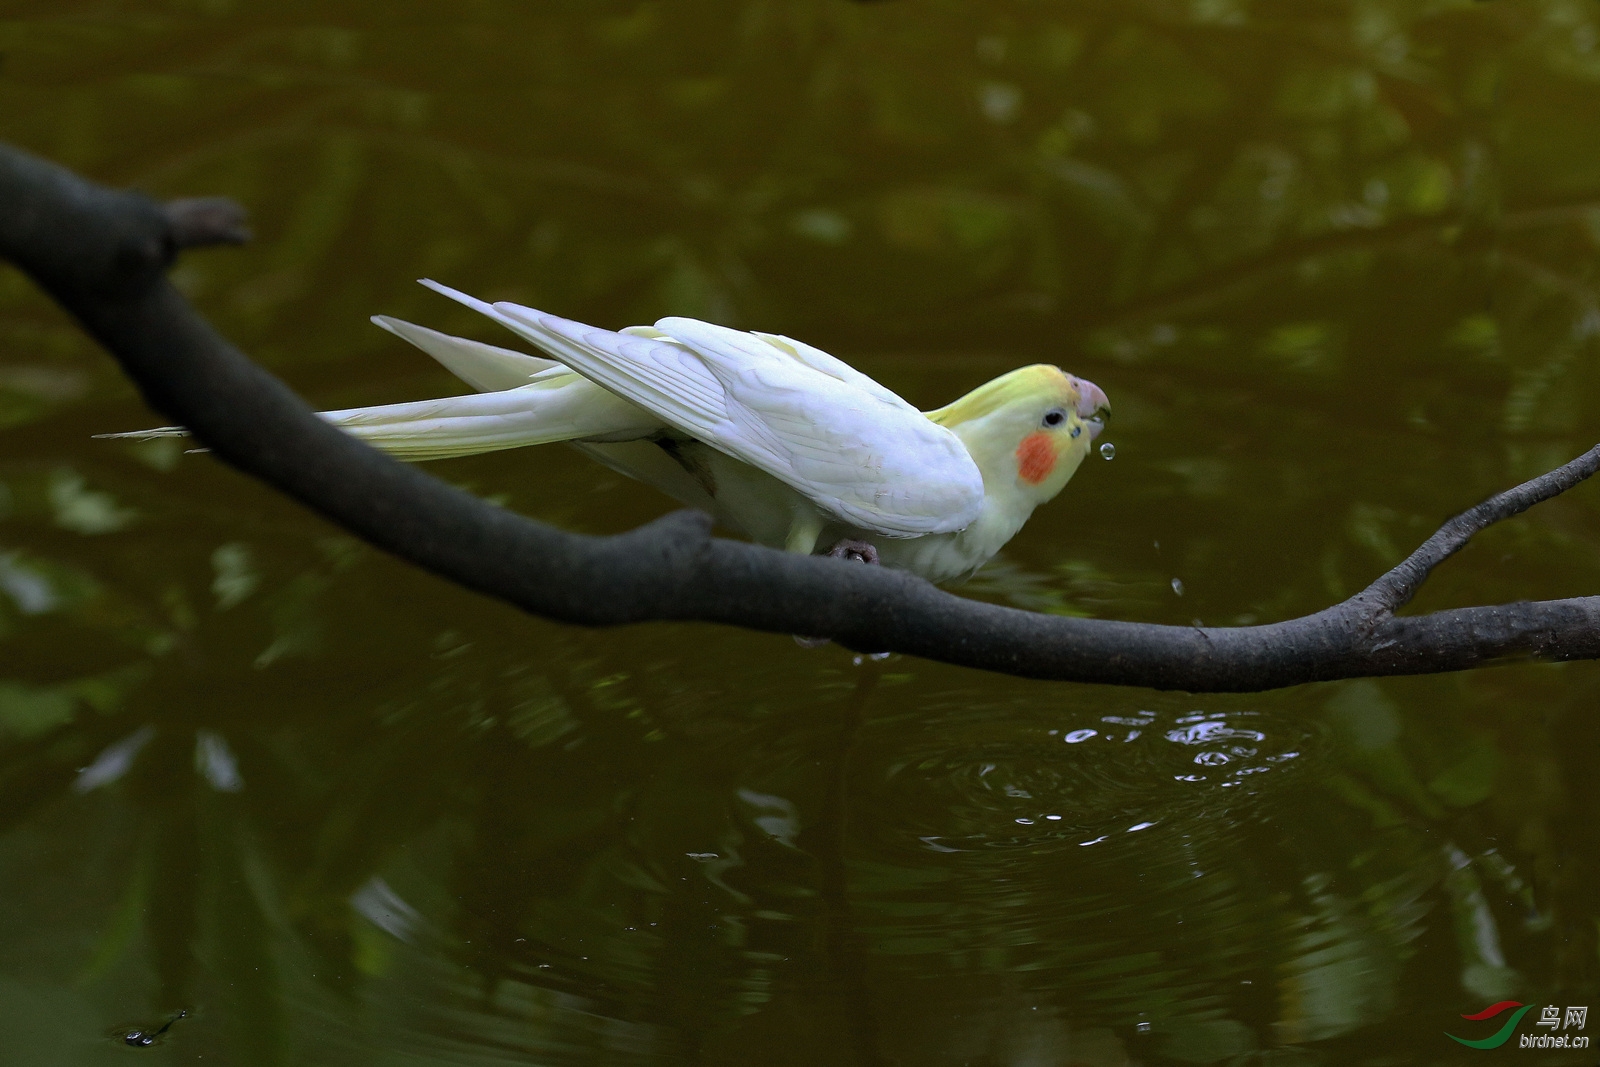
[420,281,984,535]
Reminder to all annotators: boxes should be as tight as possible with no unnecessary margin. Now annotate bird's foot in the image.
[793,542,880,650]
[825,539,880,566]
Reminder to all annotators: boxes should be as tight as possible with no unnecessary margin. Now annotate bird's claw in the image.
[792,541,879,650]
[826,539,880,565]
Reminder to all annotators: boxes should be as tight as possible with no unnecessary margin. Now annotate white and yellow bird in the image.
[125,281,1109,584]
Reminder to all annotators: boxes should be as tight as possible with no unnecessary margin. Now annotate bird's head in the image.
[926,365,1110,504]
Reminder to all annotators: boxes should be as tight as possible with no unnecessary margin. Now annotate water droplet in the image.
[1171,578,1185,596]
[1136,1021,1152,1034]
[1099,441,1115,460]
[1063,728,1097,743]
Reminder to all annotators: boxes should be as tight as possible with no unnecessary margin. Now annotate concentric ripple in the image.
[854,705,1314,854]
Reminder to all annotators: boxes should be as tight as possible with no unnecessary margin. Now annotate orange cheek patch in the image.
[1016,432,1057,485]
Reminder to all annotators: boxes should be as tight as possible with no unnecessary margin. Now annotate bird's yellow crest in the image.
[923,364,1077,428]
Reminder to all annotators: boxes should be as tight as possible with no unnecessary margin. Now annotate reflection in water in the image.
[73,725,155,794]
[3,0,1600,1063]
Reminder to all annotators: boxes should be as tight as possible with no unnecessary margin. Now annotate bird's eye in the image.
[1042,409,1066,428]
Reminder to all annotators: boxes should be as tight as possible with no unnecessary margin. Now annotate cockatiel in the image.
[121,281,1109,584]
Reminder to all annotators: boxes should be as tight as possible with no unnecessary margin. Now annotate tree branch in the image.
[3,140,1597,692]
[1354,444,1600,616]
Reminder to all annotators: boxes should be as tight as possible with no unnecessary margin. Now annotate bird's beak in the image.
[1071,377,1110,441]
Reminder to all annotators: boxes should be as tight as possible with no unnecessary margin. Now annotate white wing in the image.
[750,330,910,409]
[420,280,984,536]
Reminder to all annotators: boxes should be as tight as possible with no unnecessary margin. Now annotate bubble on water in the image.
[120,1010,185,1047]
[1171,578,1185,596]
[1166,720,1264,746]
[858,705,1311,857]
[1099,441,1116,460]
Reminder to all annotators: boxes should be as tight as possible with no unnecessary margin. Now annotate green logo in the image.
[1447,1001,1533,1049]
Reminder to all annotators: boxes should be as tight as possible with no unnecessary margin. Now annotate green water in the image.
[2,1,1599,1063]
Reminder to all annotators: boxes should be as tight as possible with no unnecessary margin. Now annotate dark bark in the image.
[2,140,1597,692]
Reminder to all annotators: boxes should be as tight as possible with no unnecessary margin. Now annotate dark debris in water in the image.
[119,1010,186,1047]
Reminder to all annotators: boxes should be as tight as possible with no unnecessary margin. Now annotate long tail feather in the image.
[371,315,558,393]
[98,373,662,462]
[319,372,662,461]
[95,426,189,442]
[97,298,665,460]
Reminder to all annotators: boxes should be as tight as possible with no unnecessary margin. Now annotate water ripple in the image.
[856,705,1313,855]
